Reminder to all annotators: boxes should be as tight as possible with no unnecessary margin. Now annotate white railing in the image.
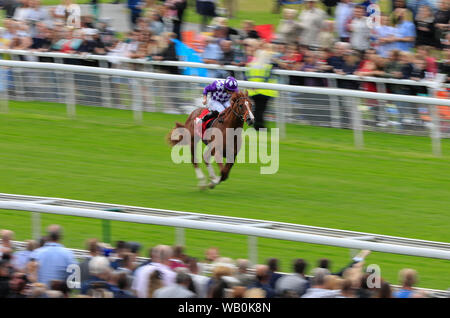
[2,49,449,90]
[0,195,449,261]
[1,59,449,156]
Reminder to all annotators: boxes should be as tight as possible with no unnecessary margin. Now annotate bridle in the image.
[230,96,252,122]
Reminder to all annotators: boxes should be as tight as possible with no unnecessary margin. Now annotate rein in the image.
[229,97,250,122]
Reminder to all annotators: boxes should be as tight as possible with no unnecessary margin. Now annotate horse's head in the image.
[230,90,255,126]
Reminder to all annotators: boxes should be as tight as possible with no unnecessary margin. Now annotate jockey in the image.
[199,76,239,124]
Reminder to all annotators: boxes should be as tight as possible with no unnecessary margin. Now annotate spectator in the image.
[147,269,163,297]
[196,0,216,32]
[276,8,299,45]
[335,0,354,42]
[31,225,77,287]
[12,240,37,272]
[148,9,165,35]
[240,20,260,40]
[211,17,239,41]
[349,5,371,52]
[219,40,235,70]
[416,45,438,74]
[301,49,326,86]
[439,48,450,83]
[233,259,254,287]
[267,258,282,289]
[168,245,187,270]
[415,5,438,47]
[375,280,392,298]
[374,13,397,58]
[0,259,11,298]
[318,20,335,50]
[202,35,223,78]
[0,230,14,257]
[247,265,275,298]
[187,257,209,298]
[205,247,219,264]
[393,8,416,52]
[407,0,436,19]
[338,278,354,298]
[275,258,309,297]
[112,271,136,298]
[435,0,450,48]
[297,0,326,48]
[132,245,175,298]
[153,271,196,298]
[278,43,302,71]
[301,268,339,298]
[79,238,100,285]
[2,0,18,18]
[51,0,80,27]
[128,0,143,29]
[245,49,278,130]
[326,41,349,73]
[394,268,420,298]
[13,0,30,21]
[165,0,186,41]
[7,272,29,298]
[81,255,114,295]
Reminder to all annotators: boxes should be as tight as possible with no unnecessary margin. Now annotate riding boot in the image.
[202,110,219,123]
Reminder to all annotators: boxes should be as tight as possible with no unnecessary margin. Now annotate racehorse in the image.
[168,91,255,189]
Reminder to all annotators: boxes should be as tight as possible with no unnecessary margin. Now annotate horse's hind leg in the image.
[191,140,207,190]
[220,162,234,182]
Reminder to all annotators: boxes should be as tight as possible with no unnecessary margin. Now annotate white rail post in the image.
[32,212,41,241]
[248,236,258,265]
[276,75,287,139]
[175,227,185,246]
[428,87,442,157]
[350,97,364,149]
[65,71,76,118]
[99,60,112,109]
[376,82,388,126]
[131,79,143,124]
[328,78,341,128]
[0,66,8,113]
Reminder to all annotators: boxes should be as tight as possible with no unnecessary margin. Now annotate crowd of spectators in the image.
[0,0,449,84]
[0,226,439,298]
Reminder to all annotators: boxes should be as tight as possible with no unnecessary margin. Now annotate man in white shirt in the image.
[335,0,354,42]
[297,0,326,48]
[349,5,371,51]
[132,245,176,298]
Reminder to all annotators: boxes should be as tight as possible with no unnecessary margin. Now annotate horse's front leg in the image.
[191,140,207,190]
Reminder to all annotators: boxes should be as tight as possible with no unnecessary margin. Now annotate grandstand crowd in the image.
[0,0,449,86]
[0,226,437,298]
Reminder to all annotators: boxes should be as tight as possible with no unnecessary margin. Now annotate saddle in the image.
[195,109,218,139]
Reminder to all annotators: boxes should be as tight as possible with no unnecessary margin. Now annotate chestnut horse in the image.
[168,91,255,189]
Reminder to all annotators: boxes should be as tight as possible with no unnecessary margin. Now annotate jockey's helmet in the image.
[224,76,239,92]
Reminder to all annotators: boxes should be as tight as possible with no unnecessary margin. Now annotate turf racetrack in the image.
[1,101,449,289]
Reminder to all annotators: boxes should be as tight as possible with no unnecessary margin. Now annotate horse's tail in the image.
[167,122,189,147]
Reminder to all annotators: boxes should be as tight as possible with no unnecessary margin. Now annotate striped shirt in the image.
[203,80,233,104]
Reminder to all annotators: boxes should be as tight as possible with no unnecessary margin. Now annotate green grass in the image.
[0,101,449,290]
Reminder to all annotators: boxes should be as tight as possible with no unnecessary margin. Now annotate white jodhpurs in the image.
[208,99,231,112]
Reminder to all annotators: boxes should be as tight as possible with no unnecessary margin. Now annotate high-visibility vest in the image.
[245,63,279,98]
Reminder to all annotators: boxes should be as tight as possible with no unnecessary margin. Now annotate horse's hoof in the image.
[198,180,208,190]
[208,177,221,189]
